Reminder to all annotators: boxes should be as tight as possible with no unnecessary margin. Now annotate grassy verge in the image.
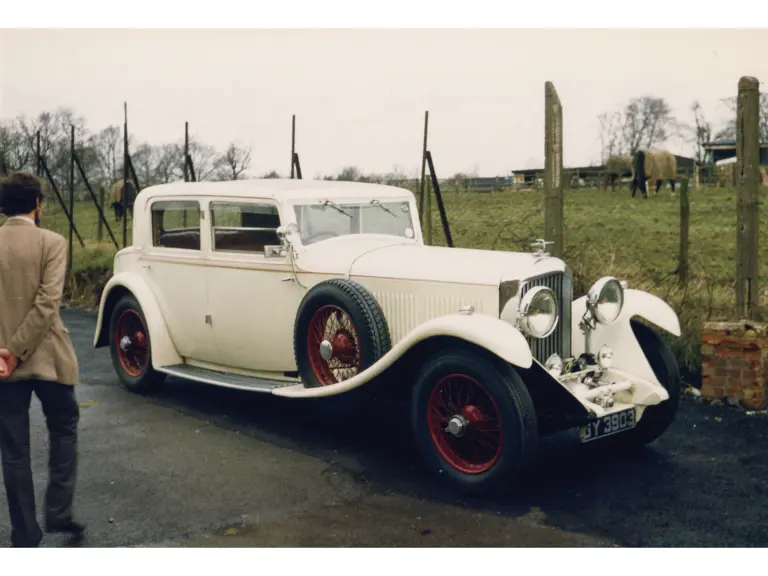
[4,183,766,383]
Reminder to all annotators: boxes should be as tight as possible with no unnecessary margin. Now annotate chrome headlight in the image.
[587,276,624,324]
[517,286,558,338]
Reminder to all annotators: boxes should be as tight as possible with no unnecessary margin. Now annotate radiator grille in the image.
[518,271,572,364]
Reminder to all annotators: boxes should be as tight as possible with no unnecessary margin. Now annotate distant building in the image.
[510,153,696,188]
[703,140,768,166]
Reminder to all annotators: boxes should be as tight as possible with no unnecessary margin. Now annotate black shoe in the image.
[45,520,86,537]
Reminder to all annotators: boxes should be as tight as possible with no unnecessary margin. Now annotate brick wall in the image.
[701,321,767,409]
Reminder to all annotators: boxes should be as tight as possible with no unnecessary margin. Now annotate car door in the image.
[138,197,218,363]
[204,197,305,374]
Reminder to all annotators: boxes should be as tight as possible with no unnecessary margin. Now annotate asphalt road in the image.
[1,308,767,547]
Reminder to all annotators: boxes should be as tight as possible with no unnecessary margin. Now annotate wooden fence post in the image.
[426,165,433,246]
[123,102,129,249]
[290,115,296,179]
[97,186,105,242]
[68,124,75,278]
[544,81,564,258]
[735,76,761,320]
[418,111,429,219]
[678,178,690,287]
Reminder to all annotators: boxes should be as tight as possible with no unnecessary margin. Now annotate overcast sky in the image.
[0,28,765,178]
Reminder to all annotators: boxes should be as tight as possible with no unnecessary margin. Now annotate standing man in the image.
[0,172,84,547]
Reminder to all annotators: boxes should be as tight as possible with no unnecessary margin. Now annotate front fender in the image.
[571,288,680,384]
[93,272,183,368]
[273,313,533,398]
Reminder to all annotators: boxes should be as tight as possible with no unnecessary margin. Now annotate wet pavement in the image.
[1,308,767,547]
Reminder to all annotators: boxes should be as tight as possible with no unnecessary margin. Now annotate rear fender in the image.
[93,272,182,368]
[273,313,534,398]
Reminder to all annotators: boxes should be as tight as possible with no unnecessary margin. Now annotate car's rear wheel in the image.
[621,319,682,446]
[109,294,166,394]
[294,279,391,388]
[411,347,538,495]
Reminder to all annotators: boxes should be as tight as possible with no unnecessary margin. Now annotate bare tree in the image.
[597,111,623,162]
[187,139,220,181]
[336,166,361,181]
[598,96,678,160]
[686,100,713,163]
[154,144,183,183]
[216,142,252,180]
[0,119,32,172]
[88,125,122,186]
[714,92,768,142]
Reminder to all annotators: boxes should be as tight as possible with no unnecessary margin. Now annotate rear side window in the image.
[210,201,281,253]
[150,200,201,250]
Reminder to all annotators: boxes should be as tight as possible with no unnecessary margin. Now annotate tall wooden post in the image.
[543,81,564,258]
[123,102,129,249]
[418,111,429,218]
[97,186,105,242]
[68,124,75,278]
[35,131,41,176]
[678,178,690,287]
[426,169,433,245]
[735,76,761,320]
[291,115,296,179]
[184,122,189,182]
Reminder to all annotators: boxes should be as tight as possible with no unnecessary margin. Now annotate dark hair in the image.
[0,172,44,216]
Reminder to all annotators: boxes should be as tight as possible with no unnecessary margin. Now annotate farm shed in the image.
[703,140,768,166]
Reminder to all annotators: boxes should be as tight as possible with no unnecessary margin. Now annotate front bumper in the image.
[556,365,669,421]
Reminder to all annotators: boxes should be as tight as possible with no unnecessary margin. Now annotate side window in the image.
[210,201,281,254]
[151,200,201,250]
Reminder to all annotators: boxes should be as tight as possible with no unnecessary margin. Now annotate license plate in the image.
[579,408,636,443]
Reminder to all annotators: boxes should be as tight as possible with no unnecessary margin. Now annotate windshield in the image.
[293,199,416,245]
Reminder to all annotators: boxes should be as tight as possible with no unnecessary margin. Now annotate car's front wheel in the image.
[411,347,538,495]
[109,293,166,394]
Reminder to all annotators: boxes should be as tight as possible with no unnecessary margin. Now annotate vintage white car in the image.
[93,179,682,493]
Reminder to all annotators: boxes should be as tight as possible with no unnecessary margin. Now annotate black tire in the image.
[108,294,166,394]
[294,279,391,388]
[621,320,681,446]
[411,347,538,495]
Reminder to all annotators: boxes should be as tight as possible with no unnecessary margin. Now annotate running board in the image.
[159,364,299,393]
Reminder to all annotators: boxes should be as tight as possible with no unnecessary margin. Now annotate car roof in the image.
[137,178,415,202]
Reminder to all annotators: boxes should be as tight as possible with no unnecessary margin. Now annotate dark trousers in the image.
[0,379,79,548]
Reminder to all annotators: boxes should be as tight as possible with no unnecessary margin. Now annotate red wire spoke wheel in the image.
[294,279,391,389]
[109,293,166,394]
[115,309,149,377]
[426,374,503,474]
[411,348,538,495]
[306,305,362,385]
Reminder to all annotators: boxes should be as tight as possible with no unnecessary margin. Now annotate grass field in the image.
[4,183,768,382]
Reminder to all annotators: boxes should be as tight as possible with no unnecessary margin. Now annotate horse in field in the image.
[631,149,677,198]
[604,155,632,190]
[109,180,137,222]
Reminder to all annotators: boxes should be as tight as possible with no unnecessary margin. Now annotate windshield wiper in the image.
[320,199,352,218]
[369,198,396,217]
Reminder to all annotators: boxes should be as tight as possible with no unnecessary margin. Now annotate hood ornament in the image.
[530,239,554,259]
